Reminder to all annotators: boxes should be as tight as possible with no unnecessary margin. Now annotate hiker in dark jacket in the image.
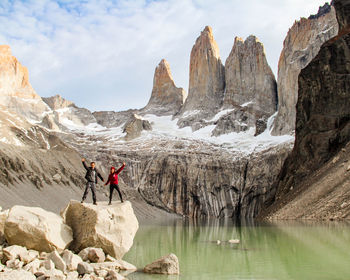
[105,163,125,205]
[81,158,104,205]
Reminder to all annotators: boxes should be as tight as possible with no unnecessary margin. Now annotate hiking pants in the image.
[82,181,97,203]
[109,184,123,203]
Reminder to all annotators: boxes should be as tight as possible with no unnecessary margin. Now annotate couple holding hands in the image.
[81,158,125,205]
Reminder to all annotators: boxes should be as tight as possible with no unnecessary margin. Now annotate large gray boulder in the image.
[61,200,139,259]
[4,206,73,252]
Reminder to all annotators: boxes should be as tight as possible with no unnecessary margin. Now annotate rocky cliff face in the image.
[262,0,350,220]
[134,143,291,218]
[0,45,48,120]
[142,59,186,115]
[178,26,225,124]
[272,3,339,135]
[224,36,277,116]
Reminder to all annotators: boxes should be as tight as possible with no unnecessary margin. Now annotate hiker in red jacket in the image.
[105,162,126,205]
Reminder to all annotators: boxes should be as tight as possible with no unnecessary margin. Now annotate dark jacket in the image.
[83,161,104,183]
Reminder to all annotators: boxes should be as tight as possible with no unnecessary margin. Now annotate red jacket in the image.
[105,164,125,185]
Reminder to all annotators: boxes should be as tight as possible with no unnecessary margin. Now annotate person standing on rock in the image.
[81,158,104,205]
[105,163,126,205]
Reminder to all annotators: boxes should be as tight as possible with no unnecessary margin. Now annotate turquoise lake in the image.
[124,219,350,280]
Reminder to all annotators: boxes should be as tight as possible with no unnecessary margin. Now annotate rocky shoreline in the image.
[0,201,179,279]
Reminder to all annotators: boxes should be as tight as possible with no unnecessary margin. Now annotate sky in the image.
[0,0,330,112]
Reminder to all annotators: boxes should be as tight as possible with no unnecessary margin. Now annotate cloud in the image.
[0,0,330,111]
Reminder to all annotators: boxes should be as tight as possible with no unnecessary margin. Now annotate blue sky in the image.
[0,0,330,112]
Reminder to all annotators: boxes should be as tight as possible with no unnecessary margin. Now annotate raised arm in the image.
[82,158,88,170]
[116,162,126,175]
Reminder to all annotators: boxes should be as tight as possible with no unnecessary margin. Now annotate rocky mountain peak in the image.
[308,2,332,19]
[142,59,186,115]
[178,25,225,119]
[42,94,75,110]
[0,44,37,99]
[0,45,48,120]
[224,34,277,116]
[272,5,338,135]
[0,45,11,57]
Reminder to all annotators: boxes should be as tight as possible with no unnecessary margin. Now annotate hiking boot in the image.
[121,200,124,203]
[108,202,112,205]
[93,202,97,205]
[81,200,84,203]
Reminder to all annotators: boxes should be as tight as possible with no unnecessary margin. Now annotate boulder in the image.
[42,259,55,270]
[48,250,66,273]
[36,267,65,280]
[77,262,94,275]
[2,245,27,262]
[61,200,139,259]
[123,114,152,140]
[66,271,79,280]
[0,269,36,280]
[61,250,82,271]
[87,248,105,263]
[4,205,73,252]
[143,253,180,275]
[21,250,39,264]
[105,270,126,280]
[0,210,8,245]
[23,259,41,274]
[105,255,136,271]
[90,261,136,272]
[6,258,24,269]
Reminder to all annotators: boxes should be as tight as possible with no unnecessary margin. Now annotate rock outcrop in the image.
[0,45,48,120]
[4,206,73,252]
[41,94,97,129]
[61,200,139,259]
[272,3,338,135]
[144,253,180,275]
[262,0,350,219]
[123,114,152,140]
[142,59,186,115]
[224,35,277,116]
[42,94,74,110]
[178,26,225,123]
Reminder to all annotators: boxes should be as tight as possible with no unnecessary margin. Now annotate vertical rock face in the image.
[142,59,186,115]
[224,35,277,116]
[0,45,48,120]
[180,26,225,115]
[264,0,350,216]
[135,143,292,219]
[272,3,339,135]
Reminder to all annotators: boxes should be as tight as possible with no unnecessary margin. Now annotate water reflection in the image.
[125,218,350,280]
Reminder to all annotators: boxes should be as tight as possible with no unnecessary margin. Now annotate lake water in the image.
[124,219,350,280]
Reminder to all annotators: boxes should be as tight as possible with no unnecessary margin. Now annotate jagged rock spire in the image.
[180,26,225,114]
[224,35,277,116]
[143,59,186,115]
